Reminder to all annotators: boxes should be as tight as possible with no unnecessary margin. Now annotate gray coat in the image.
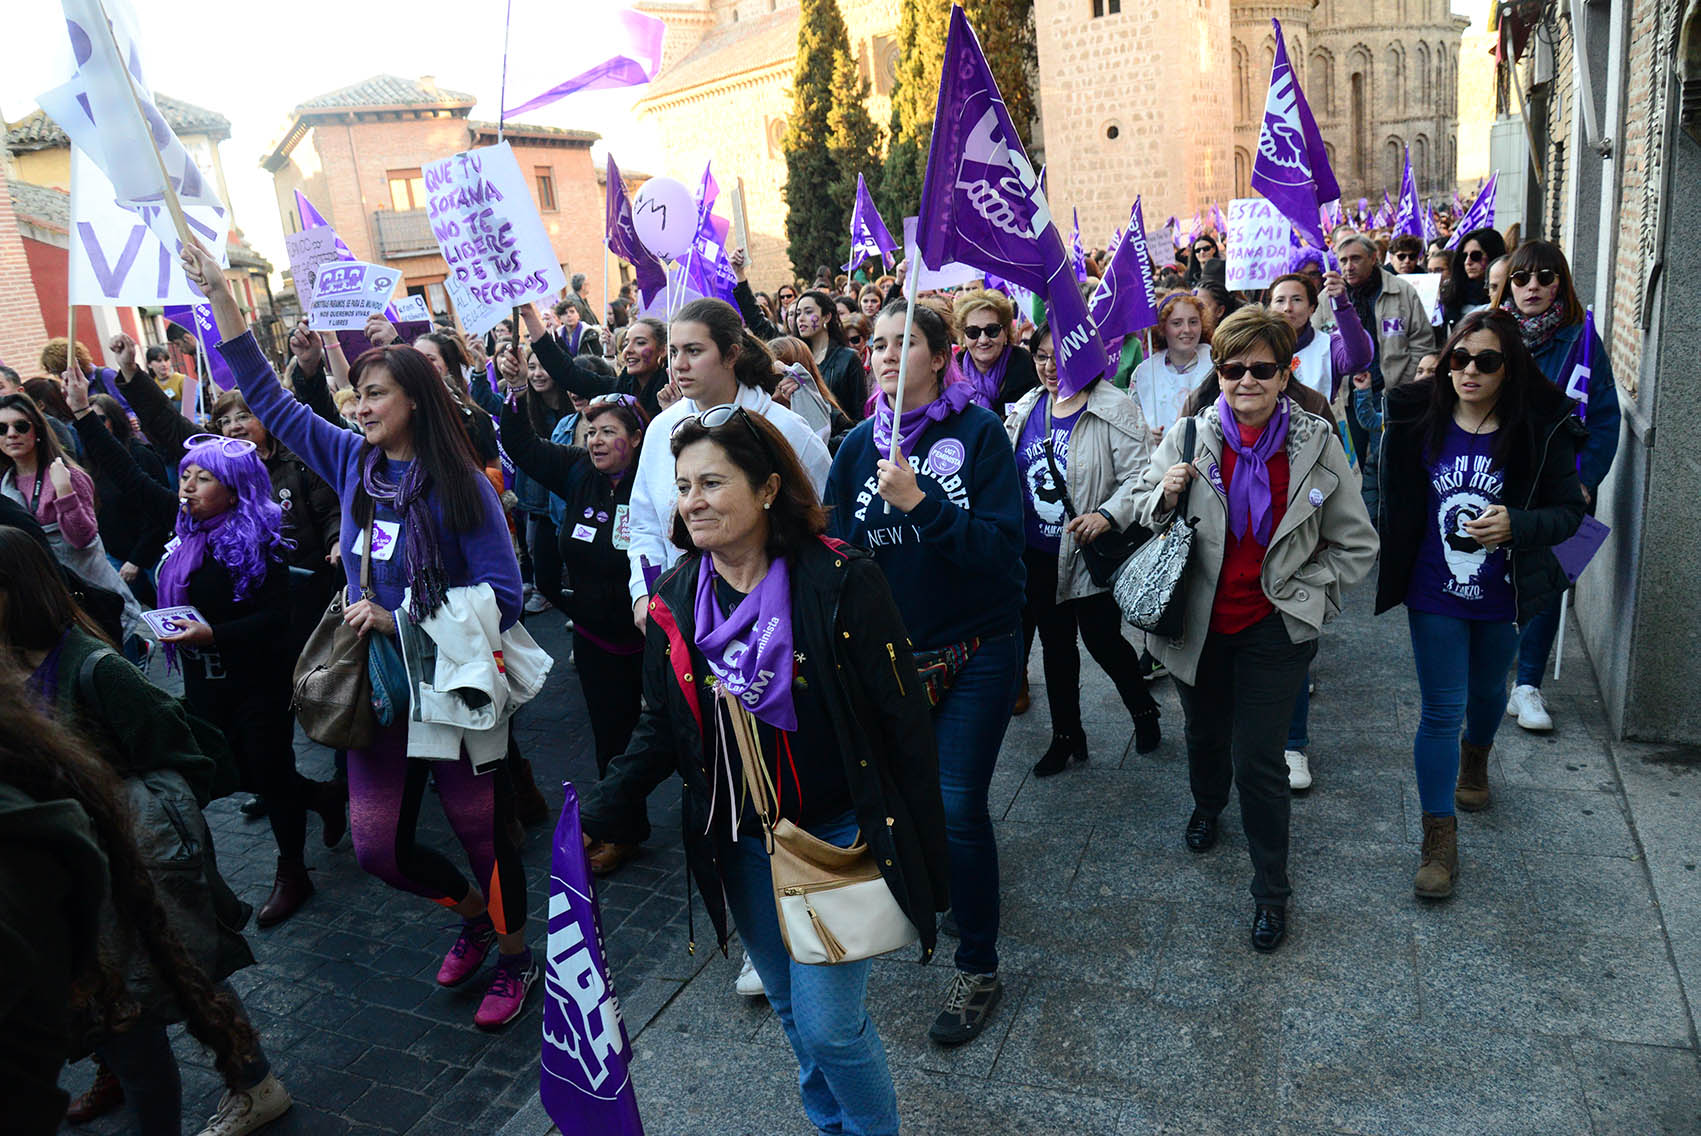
[1131,401,1379,684]
[1005,381,1154,602]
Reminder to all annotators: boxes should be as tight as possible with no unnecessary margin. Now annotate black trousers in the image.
[1172,611,1316,905]
[574,631,645,777]
[1019,547,1156,736]
[529,516,568,612]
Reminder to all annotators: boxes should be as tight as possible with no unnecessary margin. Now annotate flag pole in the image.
[65,155,77,370]
[732,179,750,266]
[881,259,923,516]
[93,0,193,251]
[1554,591,1569,681]
[497,0,513,142]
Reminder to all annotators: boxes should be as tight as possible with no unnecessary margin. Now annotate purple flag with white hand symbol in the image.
[605,155,669,309]
[684,162,738,306]
[844,172,899,272]
[508,6,664,117]
[1089,196,1159,340]
[916,5,1108,398]
[1444,171,1498,249]
[1249,17,1340,251]
[1394,153,1423,238]
[539,783,645,1136]
[1070,209,1088,283]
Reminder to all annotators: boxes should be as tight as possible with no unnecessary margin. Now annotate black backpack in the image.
[77,647,241,801]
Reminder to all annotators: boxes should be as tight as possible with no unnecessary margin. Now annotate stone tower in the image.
[1229,2,1318,200]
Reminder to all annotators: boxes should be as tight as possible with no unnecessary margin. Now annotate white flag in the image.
[36,0,227,252]
[68,147,229,305]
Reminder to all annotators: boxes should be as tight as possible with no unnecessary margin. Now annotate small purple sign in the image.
[1382,318,1405,336]
[1552,515,1609,584]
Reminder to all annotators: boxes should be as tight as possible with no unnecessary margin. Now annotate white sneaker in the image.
[734,951,766,998]
[1284,749,1313,791]
[524,591,551,614]
[195,1073,292,1136]
[1511,684,1553,731]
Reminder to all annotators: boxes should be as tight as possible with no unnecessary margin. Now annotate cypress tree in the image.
[878,0,949,227]
[963,0,1037,150]
[827,42,885,272]
[784,0,861,280]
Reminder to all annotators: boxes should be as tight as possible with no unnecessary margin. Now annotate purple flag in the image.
[1167,217,1186,251]
[1558,307,1595,419]
[294,190,354,260]
[1553,514,1609,584]
[1445,171,1498,249]
[163,303,235,392]
[1421,201,1439,244]
[1356,198,1370,225]
[1187,212,1203,244]
[684,163,738,306]
[1249,19,1340,250]
[916,5,1108,398]
[1211,202,1227,237]
[1089,196,1159,340]
[1070,209,1088,283]
[844,172,899,272]
[539,783,645,1136]
[508,7,665,117]
[605,155,669,309]
[1451,190,1465,218]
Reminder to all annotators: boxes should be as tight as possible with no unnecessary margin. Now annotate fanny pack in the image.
[910,637,980,707]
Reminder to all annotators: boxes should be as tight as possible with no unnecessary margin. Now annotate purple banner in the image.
[1070,208,1088,283]
[844,172,899,272]
[1394,149,1423,239]
[539,783,645,1136]
[916,5,1107,397]
[1249,18,1340,250]
[1445,171,1498,249]
[1553,514,1609,584]
[507,8,665,117]
[605,155,669,309]
[1089,196,1159,340]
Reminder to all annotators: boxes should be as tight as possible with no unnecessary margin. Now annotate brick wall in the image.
[0,166,52,374]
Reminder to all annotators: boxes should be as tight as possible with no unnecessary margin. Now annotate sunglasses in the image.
[1193,245,1215,255]
[1448,348,1505,374]
[962,325,1004,341]
[589,393,641,410]
[182,432,259,458]
[1465,250,1487,263]
[1216,362,1285,383]
[846,334,865,346]
[0,420,35,436]
[1509,268,1558,288]
[675,404,778,468]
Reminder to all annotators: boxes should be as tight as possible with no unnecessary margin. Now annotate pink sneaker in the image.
[474,949,538,1030]
[436,915,496,987]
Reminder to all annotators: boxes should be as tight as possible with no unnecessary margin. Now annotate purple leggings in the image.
[347,722,526,934]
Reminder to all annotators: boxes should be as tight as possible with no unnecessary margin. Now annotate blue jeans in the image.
[1406,610,1520,817]
[1287,670,1312,752]
[1515,594,1563,688]
[931,630,1020,976]
[722,811,898,1136]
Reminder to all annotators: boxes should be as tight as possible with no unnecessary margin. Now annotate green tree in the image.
[826,44,885,273]
[963,0,1037,151]
[784,0,866,280]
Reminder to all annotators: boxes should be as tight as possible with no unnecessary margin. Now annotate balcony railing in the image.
[372,209,439,259]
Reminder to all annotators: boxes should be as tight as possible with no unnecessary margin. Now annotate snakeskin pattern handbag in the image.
[1113,417,1198,639]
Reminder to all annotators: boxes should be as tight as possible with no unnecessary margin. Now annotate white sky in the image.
[2,0,1485,282]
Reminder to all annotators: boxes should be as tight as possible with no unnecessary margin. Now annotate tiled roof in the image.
[10,181,69,232]
[5,94,231,151]
[294,75,476,112]
[228,237,272,271]
[467,120,599,144]
[641,7,798,103]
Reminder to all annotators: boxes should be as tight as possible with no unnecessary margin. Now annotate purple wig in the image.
[173,438,291,602]
[1289,245,1326,275]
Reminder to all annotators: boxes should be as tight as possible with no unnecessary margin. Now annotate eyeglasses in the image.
[0,420,35,436]
[1465,250,1487,263]
[1447,348,1505,374]
[1216,361,1286,383]
[1509,268,1558,288]
[214,410,254,428]
[962,325,1004,341]
[589,393,641,411]
[182,432,259,457]
[1032,351,1056,369]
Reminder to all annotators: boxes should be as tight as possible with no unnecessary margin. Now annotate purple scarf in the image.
[872,380,975,459]
[156,508,228,609]
[693,556,796,731]
[360,449,449,620]
[957,345,1011,409]
[1215,393,1290,546]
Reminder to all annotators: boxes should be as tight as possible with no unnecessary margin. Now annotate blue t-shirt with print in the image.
[1406,422,1517,622]
[1014,404,1084,553]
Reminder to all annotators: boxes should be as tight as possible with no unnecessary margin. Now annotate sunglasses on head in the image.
[183,432,259,458]
[1465,250,1487,263]
[1448,348,1505,374]
[1216,362,1285,383]
[589,393,640,410]
[962,325,1003,341]
[0,420,35,436]
[1509,268,1558,288]
[675,403,778,467]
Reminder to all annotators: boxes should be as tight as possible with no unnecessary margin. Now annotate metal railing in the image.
[372,209,438,259]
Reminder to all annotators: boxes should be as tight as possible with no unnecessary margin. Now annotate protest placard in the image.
[393,294,431,323]
[286,227,345,311]
[424,142,566,336]
[308,261,401,332]
[902,216,980,291]
[1406,272,1444,324]
[67,148,228,306]
[1225,198,1293,291]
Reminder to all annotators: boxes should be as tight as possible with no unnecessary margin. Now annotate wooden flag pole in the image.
[65,154,77,371]
[95,0,193,251]
[1554,591,1569,681]
[732,178,750,262]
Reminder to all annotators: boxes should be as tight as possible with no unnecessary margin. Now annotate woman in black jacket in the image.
[498,389,649,875]
[83,393,170,607]
[581,407,947,1136]
[1440,227,1508,331]
[1375,309,1585,902]
[792,290,868,421]
[519,303,672,419]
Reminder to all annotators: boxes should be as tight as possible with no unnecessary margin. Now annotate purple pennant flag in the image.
[294,190,354,260]
[1069,209,1088,283]
[1249,19,1340,250]
[1089,196,1159,341]
[1558,307,1595,418]
[1445,171,1498,249]
[539,783,645,1136]
[163,303,235,392]
[1211,202,1227,237]
[845,172,899,272]
[1451,190,1465,217]
[684,162,739,306]
[508,7,665,117]
[1421,201,1439,244]
[604,155,669,309]
[916,5,1109,398]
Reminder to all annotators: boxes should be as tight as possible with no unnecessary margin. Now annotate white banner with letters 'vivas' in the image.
[68,148,230,306]
[424,142,566,336]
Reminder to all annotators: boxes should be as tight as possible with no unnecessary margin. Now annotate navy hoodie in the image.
[825,404,1026,649]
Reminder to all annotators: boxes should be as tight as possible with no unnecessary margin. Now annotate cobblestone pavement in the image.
[61,585,1701,1136]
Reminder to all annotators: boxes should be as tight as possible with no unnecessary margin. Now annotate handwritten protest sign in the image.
[1225,198,1293,291]
[393,294,431,323]
[286,227,344,311]
[424,142,566,336]
[309,261,400,332]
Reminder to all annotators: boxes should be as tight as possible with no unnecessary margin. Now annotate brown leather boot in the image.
[257,858,313,927]
[587,841,641,876]
[1414,813,1458,900]
[1012,676,1030,716]
[65,1059,124,1122]
[1456,740,1492,812]
[512,758,550,825]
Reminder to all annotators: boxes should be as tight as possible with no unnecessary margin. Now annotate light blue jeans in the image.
[1407,609,1520,816]
[722,809,899,1136]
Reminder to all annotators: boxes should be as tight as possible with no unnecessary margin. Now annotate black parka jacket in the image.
[579,536,950,961]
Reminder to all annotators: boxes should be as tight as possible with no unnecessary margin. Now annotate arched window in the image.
[1416,42,1431,106]
[1386,137,1404,190]
[1233,39,1250,121]
[1348,46,1373,186]
[1413,134,1430,193]
[1235,147,1251,199]
[1384,45,1405,116]
[1310,49,1335,117]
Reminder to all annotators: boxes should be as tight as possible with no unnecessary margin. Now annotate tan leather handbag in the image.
[291,513,377,748]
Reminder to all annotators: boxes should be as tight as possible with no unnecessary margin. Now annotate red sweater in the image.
[1209,423,1290,635]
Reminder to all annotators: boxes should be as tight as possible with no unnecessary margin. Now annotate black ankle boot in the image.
[1132,708,1161,754]
[1032,731,1087,778]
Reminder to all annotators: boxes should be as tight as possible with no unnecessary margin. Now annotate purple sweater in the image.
[1304,293,1375,401]
[217,332,522,629]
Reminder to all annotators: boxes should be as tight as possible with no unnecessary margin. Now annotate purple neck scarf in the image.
[360,449,449,620]
[693,556,796,731]
[1215,393,1290,546]
[958,345,1011,409]
[156,508,229,609]
[872,380,975,459]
